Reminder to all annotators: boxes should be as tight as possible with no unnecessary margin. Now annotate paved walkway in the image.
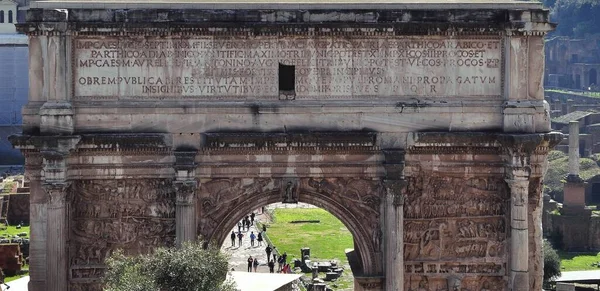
[556,269,600,283]
[221,213,276,273]
[5,275,28,290]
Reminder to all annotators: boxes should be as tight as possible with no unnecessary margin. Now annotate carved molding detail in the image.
[384,179,406,207]
[174,180,198,205]
[43,182,71,207]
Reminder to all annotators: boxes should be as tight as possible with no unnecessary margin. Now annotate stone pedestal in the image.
[563,179,586,214]
[43,183,70,291]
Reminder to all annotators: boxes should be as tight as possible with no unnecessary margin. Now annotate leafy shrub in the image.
[547,150,567,161]
[544,240,562,286]
[104,241,236,291]
[580,158,597,171]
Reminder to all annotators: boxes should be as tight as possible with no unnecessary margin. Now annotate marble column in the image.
[506,175,530,291]
[43,182,70,291]
[175,181,197,247]
[384,179,405,291]
[568,121,580,176]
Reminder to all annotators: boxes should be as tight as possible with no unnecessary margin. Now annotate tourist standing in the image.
[237,232,244,246]
[238,221,242,233]
[277,255,284,272]
[247,256,253,272]
[257,232,263,246]
[262,224,267,233]
[253,258,259,272]
[265,245,272,262]
[230,231,236,247]
[250,212,256,225]
[250,231,256,247]
[268,260,275,273]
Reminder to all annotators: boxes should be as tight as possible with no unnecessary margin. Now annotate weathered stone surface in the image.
[6,194,30,225]
[10,1,559,290]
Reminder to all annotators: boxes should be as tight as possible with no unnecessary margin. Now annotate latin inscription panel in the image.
[73,36,502,100]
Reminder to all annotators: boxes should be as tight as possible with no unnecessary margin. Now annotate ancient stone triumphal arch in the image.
[10,0,561,290]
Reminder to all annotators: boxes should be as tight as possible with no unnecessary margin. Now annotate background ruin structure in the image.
[10,0,561,290]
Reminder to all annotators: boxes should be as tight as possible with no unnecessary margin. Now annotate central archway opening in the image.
[219,202,357,290]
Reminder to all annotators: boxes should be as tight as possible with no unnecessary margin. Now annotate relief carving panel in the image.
[403,175,509,289]
[197,178,278,239]
[69,179,176,285]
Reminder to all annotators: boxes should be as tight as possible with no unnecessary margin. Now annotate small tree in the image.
[543,239,562,288]
[104,241,237,291]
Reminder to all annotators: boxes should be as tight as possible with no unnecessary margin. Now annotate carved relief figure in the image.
[282,181,297,203]
[403,174,508,286]
[69,179,176,284]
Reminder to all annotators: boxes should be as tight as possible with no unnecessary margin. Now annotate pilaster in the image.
[174,151,198,246]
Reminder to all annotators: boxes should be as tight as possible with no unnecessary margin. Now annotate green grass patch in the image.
[265,208,354,290]
[0,225,30,238]
[5,270,28,283]
[559,251,600,271]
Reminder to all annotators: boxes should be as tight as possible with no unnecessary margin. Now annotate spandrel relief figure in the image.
[282,180,298,203]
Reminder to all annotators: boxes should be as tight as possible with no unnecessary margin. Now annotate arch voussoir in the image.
[197,177,385,276]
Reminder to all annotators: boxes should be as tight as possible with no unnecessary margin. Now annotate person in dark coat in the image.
[268,260,275,273]
[265,245,272,261]
[237,232,244,246]
[257,232,263,246]
[230,231,236,247]
[247,256,253,272]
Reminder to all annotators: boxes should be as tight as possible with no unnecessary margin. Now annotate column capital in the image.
[174,180,197,205]
[42,182,71,207]
[383,179,406,207]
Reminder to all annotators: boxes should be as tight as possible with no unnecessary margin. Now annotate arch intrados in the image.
[206,189,376,274]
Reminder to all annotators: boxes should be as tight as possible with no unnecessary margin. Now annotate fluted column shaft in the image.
[175,181,197,247]
[384,180,405,291]
[506,177,530,291]
[43,183,70,291]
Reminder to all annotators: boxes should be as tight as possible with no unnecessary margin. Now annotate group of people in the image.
[231,211,293,274]
[246,246,292,274]
[238,213,256,232]
[230,212,265,248]
[264,245,292,274]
